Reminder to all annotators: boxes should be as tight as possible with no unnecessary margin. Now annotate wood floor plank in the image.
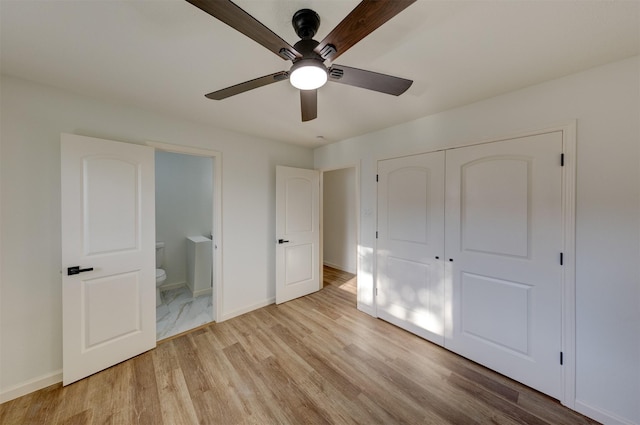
[190,328,248,425]
[301,370,383,425]
[450,362,521,403]
[447,372,551,425]
[204,318,240,349]
[130,351,163,425]
[222,342,292,423]
[25,383,62,424]
[152,341,200,425]
[270,323,362,401]
[87,359,140,424]
[345,342,481,425]
[0,266,600,425]
[58,409,92,425]
[256,356,333,425]
[172,334,221,424]
[516,391,601,425]
[226,316,275,362]
[0,385,58,425]
[253,322,386,424]
[51,378,89,424]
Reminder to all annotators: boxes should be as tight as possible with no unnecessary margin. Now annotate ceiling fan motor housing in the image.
[292,9,321,40]
[293,39,322,59]
[289,44,328,90]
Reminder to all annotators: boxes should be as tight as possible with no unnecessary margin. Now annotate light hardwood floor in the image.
[1,266,598,425]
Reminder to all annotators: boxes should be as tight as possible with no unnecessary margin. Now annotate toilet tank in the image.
[155,242,165,267]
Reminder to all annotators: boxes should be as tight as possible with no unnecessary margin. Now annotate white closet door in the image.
[377,151,445,345]
[444,132,563,399]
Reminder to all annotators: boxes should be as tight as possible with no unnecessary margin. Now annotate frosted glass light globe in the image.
[290,60,328,90]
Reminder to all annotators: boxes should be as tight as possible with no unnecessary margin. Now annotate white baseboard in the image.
[0,370,62,404]
[220,298,275,322]
[323,261,356,274]
[159,281,186,291]
[192,287,212,298]
[574,400,638,425]
[184,280,213,298]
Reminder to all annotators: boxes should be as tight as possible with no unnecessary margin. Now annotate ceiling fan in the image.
[186,0,416,121]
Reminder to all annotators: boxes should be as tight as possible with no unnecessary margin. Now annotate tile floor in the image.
[156,286,213,340]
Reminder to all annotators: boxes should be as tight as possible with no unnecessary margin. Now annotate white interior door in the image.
[377,152,446,345]
[444,132,563,398]
[61,133,156,385]
[276,166,320,304]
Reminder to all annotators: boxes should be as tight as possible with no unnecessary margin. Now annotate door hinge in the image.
[375,231,378,239]
[561,153,565,166]
[560,252,564,265]
[375,287,378,296]
[560,351,564,365]
[376,174,379,182]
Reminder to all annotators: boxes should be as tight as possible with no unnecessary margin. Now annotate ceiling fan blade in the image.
[314,0,416,62]
[205,71,289,100]
[328,64,412,95]
[300,90,318,122]
[186,0,301,60]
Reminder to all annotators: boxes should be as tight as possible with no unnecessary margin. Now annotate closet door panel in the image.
[377,152,445,345]
[444,132,563,399]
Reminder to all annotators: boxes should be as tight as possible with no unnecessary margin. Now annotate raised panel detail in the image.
[460,272,531,355]
[83,271,141,350]
[387,168,429,244]
[285,243,313,286]
[84,157,139,255]
[285,178,312,233]
[461,157,530,258]
[380,256,443,335]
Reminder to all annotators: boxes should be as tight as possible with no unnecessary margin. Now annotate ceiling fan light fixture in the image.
[289,59,328,90]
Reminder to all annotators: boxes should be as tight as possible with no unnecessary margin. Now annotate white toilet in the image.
[156,242,167,307]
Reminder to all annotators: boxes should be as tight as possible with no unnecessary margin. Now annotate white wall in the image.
[314,56,640,425]
[0,75,313,400]
[155,151,213,287]
[323,168,357,273]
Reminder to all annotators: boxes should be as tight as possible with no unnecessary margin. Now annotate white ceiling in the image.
[1,0,638,147]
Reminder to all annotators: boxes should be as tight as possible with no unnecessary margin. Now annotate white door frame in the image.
[372,121,576,407]
[147,141,223,323]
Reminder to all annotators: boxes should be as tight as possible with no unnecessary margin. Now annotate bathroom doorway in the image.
[322,166,358,300]
[149,142,222,340]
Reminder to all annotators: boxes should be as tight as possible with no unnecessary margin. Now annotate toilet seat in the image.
[156,268,166,280]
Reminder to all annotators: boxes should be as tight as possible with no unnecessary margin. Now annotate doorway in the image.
[149,142,222,340]
[322,167,358,298]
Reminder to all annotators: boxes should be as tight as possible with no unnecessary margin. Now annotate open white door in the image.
[276,166,320,304]
[61,133,155,385]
